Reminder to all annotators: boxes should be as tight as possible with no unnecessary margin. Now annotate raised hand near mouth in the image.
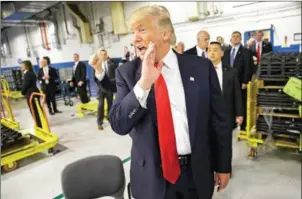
[138,42,164,90]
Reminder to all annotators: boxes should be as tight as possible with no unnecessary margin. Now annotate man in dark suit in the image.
[208,42,243,129]
[89,49,117,130]
[250,30,273,65]
[216,36,231,52]
[38,57,61,115]
[70,53,90,104]
[207,42,243,176]
[185,30,210,58]
[101,5,231,199]
[222,31,253,130]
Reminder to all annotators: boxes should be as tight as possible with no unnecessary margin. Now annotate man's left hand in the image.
[214,173,230,192]
[242,84,247,90]
[78,81,84,87]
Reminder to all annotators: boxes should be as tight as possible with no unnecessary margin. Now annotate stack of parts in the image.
[257,88,300,108]
[1,125,24,151]
[256,52,302,149]
[259,52,302,80]
[12,70,23,91]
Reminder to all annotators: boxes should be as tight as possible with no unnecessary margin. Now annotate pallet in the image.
[257,78,288,88]
[257,92,300,108]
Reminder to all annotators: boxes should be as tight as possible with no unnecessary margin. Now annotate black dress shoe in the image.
[54,110,62,113]
[49,112,55,115]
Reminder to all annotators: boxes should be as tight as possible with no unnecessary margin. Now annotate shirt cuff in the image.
[95,71,105,81]
[133,83,151,109]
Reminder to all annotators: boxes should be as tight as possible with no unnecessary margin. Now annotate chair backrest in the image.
[61,155,125,199]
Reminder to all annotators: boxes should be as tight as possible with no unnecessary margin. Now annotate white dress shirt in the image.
[255,41,262,55]
[134,49,192,155]
[73,61,79,72]
[95,60,109,81]
[215,62,223,92]
[196,46,207,58]
[231,44,240,58]
[43,66,49,84]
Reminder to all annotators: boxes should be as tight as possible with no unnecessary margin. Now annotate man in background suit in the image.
[100,5,231,199]
[216,36,231,52]
[174,41,185,54]
[70,53,90,104]
[208,42,244,176]
[89,49,117,130]
[185,30,210,58]
[38,57,61,115]
[222,31,253,130]
[250,30,273,65]
[208,42,243,129]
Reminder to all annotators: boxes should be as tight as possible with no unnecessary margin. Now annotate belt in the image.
[178,154,191,165]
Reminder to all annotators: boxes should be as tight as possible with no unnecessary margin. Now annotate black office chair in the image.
[61,155,127,199]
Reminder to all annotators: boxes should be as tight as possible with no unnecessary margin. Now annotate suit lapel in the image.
[222,65,228,94]
[234,45,242,64]
[176,53,199,145]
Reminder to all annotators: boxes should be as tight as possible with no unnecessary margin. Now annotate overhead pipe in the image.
[24,26,32,57]
[1,19,51,23]
[50,8,62,50]
[4,31,12,57]
[62,3,70,36]
[1,23,40,27]
[40,22,51,51]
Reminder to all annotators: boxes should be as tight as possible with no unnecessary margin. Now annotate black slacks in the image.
[97,91,113,126]
[43,87,58,113]
[165,158,199,199]
[27,96,42,128]
[77,83,89,104]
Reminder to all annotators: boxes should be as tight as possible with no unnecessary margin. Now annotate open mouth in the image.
[137,46,147,54]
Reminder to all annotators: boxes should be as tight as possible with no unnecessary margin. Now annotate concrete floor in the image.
[1,98,301,199]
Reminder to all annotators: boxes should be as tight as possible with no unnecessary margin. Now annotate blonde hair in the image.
[128,5,176,45]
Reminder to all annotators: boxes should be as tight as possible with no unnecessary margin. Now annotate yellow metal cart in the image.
[1,89,20,130]
[246,79,302,158]
[0,78,24,100]
[237,80,259,141]
[76,99,99,118]
[1,92,59,172]
[76,97,111,118]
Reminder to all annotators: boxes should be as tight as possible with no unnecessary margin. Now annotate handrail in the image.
[29,92,50,132]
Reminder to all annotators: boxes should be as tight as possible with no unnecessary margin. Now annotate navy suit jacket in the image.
[109,52,232,199]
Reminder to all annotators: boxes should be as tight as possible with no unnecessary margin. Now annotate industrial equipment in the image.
[1,92,59,172]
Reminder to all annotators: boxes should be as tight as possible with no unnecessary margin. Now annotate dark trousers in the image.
[77,83,90,104]
[27,96,42,128]
[165,157,199,199]
[97,91,113,126]
[43,87,57,113]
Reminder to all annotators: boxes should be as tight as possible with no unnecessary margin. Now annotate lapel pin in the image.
[190,77,195,81]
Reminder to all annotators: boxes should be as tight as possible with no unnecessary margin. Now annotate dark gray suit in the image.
[221,64,243,128]
[94,59,117,126]
[109,52,232,199]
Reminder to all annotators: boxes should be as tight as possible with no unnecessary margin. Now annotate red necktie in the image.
[256,43,261,64]
[154,63,181,184]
